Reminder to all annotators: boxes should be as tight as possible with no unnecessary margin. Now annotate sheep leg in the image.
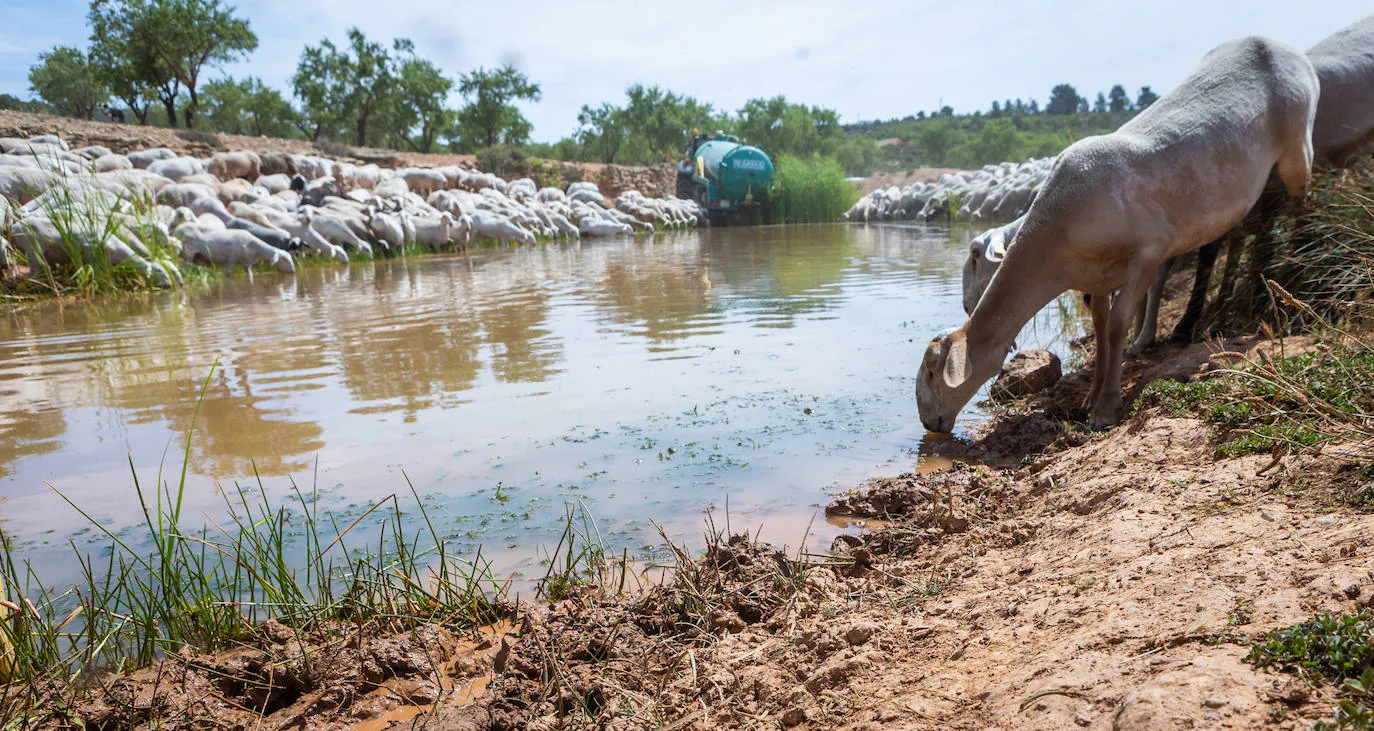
[1128,262,1170,356]
[1089,276,1147,429]
[1167,238,1221,343]
[1086,291,1111,412]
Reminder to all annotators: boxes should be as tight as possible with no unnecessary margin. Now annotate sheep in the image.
[0,167,60,205]
[225,217,304,254]
[308,210,374,257]
[11,213,180,287]
[127,148,177,169]
[1164,16,1374,346]
[75,145,113,159]
[1307,15,1374,166]
[918,35,1319,432]
[174,222,295,275]
[94,153,132,173]
[407,212,455,251]
[961,216,1026,314]
[156,183,233,223]
[471,212,536,244]
[255,173,293,195]
[26,135,67,150]
[230,203,349,264]
[369,211,408,250]
[207,151,262,181]
[397,168,447,196]
[215,178,263,205]
[259,151,297,177]
[147,156,205,182]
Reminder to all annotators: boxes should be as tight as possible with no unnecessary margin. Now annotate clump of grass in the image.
[0,363,509,723]
[11,165,182,295]
[769,154,853,224]
[1136,339,1374,457]
[537,501,632,601]
[1246,610,1374,728]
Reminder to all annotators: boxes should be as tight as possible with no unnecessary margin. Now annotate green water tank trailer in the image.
[676,133,775,223]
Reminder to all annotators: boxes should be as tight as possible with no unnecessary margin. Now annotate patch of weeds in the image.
[1229,598,1255,626]
[1246,610,1374,728]
[1135,346,1374,458]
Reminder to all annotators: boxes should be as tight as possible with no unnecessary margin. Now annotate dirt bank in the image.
[0,110,676,199]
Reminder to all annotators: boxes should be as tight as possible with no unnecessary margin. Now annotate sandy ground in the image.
[0,110,677,199]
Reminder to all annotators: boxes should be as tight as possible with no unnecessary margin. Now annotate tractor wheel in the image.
[675,172,693,200]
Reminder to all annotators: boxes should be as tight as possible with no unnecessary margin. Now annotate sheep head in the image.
[917,327,977,434]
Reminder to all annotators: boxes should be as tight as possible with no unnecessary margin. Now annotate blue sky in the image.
[1,1,1368,142]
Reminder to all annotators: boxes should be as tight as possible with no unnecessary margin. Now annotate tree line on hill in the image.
[11,0,1159,176]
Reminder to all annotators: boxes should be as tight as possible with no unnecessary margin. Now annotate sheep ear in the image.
[942,336,969,389]
[985,236,1008,263]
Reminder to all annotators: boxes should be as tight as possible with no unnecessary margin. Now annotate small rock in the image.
[780,707,806,727]
[991,350,1062,401]
[876,709,900,722]
[711,610,747,634]
[844,621,878,646]
[1074,713,1091,727]
[1203,697,1225,709]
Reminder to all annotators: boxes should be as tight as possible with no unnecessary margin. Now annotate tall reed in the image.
[0,362,509,707]
[769,155,854,224]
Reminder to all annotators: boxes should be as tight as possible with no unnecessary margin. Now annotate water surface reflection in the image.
[0,223,1082,583]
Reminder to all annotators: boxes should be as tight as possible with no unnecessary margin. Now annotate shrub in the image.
[769,154,852,224]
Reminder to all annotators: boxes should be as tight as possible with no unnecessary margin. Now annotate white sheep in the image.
[919,35,1319,431]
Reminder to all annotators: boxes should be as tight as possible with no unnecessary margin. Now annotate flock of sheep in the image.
[844,157,1054,224]
[0,139,704,285]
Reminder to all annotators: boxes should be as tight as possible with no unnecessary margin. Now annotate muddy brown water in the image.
[0,223,1082,589]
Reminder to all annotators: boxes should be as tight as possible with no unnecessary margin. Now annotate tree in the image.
[201,76,297,137]
[736,96,845,161]
[915,120,961,166]
[0,94,53,114]
[390,50,454,152]
[1076,97,1089,114]
[989,100,1002,118]
[970,118,1022,164]
[1092,92,1107,114]
[456,65,541,150]
[1004,99,1014,116]
[89,0,174,125]
[28,46,106,119]
[1046,83,1082,115]
[1108,84,1131,113]
[1027,99,1039,115]
[88,0,256,128]
[1136,86,1160,109]
[576,102,627,163]
[293,29,399,145]
[939,105,954,117]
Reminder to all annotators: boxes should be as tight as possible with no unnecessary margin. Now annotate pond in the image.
[0,223,1082,590]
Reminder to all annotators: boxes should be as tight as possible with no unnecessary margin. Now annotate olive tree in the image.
[28,46,107,119]
[293,28,397,145]
[88,0,256,127]
[455,65,541,150]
